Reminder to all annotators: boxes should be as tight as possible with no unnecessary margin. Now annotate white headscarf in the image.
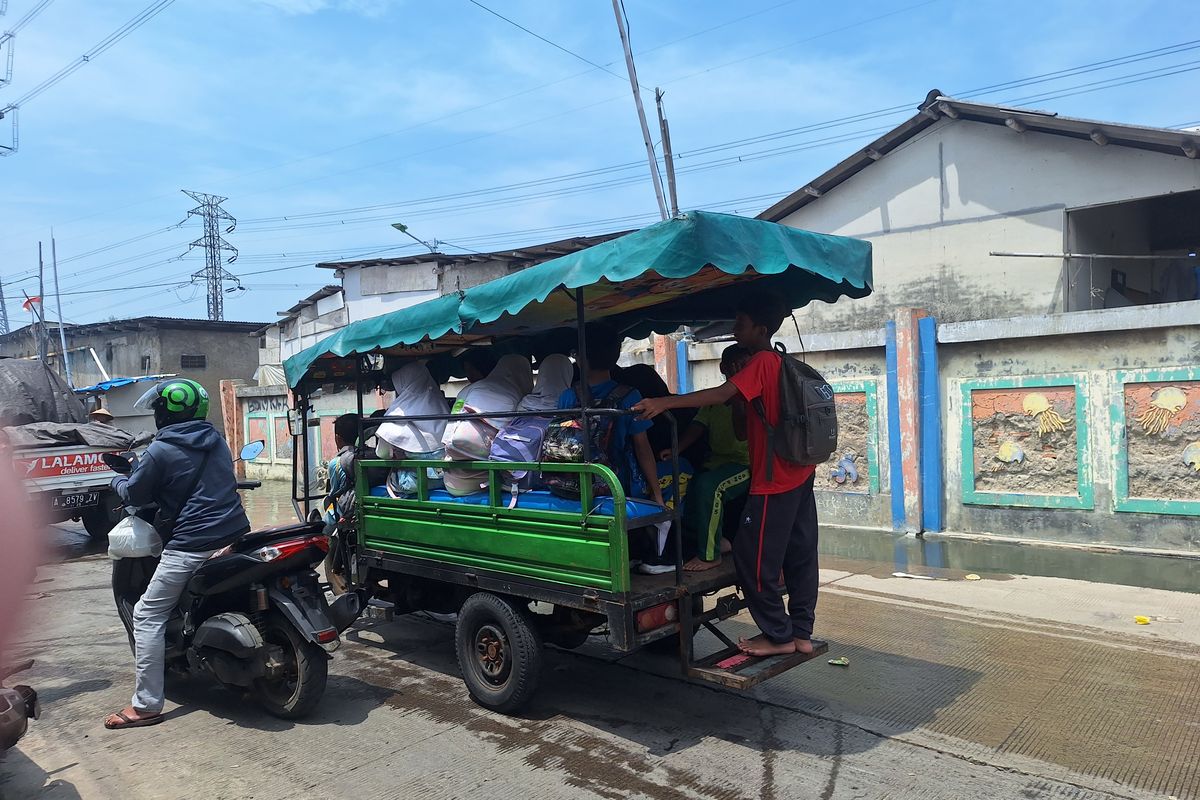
[453,354,533,429]
[376,362,448,454]
[518,354,574,412]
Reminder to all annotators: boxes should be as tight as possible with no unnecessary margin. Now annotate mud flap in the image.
[328,589,366,634]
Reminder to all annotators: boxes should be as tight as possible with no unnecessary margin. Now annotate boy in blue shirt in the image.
[558,323,664,508]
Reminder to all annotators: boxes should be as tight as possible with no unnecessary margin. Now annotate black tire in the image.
[253,614,328,719]
[82,493,123,541]
[455,593,543,714]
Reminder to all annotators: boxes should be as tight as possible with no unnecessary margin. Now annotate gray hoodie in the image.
[111,420,251,552]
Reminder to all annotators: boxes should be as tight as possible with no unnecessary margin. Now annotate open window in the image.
[1064,189,1200,311]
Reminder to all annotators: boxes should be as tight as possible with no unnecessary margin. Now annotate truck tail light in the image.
[636,601,678,633]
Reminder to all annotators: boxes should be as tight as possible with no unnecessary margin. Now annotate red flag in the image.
[21,296,41,312]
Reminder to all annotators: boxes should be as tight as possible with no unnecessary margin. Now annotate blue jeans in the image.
[131,548,215,713]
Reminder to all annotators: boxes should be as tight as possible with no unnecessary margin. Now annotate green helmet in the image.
[134,379,209,428]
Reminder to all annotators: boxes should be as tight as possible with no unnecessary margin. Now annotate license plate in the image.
[52,491,100,510]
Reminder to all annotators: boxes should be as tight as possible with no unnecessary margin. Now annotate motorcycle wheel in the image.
[252,614,327,719]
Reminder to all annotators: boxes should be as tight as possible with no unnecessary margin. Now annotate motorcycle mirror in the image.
[102,452,133,474]
[239,440,266,462]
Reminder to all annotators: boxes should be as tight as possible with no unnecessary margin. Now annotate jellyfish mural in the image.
[1136,387,1188,436]
[1184,441,1200,473]
[1022,393,1069,436]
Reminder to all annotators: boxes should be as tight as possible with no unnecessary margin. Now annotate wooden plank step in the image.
[686,639,829,690]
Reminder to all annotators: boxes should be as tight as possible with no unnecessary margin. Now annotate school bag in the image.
[751,343,838,480]
[489,415,553,491]
[442,403,500,461]
[541,383,634,500]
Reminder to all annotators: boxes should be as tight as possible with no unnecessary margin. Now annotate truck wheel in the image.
[455,593,542,714]
[82,493,123,541]
[253,614,328,719]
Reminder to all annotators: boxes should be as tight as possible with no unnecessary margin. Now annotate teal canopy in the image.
[285,211,872,388]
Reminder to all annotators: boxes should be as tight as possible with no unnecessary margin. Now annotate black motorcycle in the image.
[105,445,363,719]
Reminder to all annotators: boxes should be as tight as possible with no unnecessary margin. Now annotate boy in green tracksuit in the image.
[659,345,751,572]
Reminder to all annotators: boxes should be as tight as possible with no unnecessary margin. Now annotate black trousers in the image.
[732,475,819,644]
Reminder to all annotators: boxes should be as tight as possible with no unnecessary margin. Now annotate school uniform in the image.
[729,350,819,645]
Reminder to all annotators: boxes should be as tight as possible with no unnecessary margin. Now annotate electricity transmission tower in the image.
[183,190,240,321]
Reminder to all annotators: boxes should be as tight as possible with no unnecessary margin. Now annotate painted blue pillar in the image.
[675,337,692,394]
[918,316,943,532]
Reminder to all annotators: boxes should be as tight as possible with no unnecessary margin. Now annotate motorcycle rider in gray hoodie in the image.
[103,379,250,730]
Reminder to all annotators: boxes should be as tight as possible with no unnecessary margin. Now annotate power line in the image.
[6,0,52,33]
[466,0,637,87]
[0,0,176,156]
[12,34,1199,286]
[34,0,930,225]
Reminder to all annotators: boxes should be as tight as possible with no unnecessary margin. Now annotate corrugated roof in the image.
[314,231,629,270]
[759,89,1200,222]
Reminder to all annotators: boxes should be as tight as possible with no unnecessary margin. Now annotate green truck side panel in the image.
[355,459,633,594]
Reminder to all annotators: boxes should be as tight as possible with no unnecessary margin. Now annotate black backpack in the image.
[541,383,634,499]
[750,344,838,480]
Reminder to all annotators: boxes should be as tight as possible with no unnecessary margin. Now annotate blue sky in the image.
[1,0,1198,327]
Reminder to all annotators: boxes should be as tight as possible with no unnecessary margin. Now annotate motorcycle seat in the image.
[234,521,324,551]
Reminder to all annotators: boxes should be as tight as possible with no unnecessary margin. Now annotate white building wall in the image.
[778,119,1200,329]
[340,262,440,322]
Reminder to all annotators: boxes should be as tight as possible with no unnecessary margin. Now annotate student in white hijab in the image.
[442,354,534,493]
[375,362,449,497]
[518,354,574,412]
[447,353,533,435]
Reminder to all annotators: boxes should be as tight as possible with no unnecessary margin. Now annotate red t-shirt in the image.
[730,350,816,495]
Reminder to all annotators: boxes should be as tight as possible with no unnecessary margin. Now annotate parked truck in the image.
[1,359,149,540]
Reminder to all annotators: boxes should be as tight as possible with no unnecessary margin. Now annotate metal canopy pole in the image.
[575,288,592,462]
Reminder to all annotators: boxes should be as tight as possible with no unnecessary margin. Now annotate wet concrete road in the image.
[5,484,1200,799]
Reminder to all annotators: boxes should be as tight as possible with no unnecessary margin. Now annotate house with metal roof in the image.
[761,89,1200,330]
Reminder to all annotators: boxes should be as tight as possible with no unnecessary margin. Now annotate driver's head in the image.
[333,413,358,449]
[137,379,209,430]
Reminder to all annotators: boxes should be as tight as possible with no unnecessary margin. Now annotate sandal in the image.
[104,709,164,730]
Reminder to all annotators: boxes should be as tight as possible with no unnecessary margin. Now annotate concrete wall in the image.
[0,324,261,437]
[683,300,1200,553]
[776,119,1200,330]
[341,263,439,325]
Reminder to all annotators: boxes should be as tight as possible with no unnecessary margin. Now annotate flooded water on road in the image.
[820,526,1200,594]
[43,479,1197,593]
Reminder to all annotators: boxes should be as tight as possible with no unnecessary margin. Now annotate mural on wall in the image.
[273,417,293,461]
[819,382,880,495]
[247,417,270,453]
[1123,381,1200,501]
[970,386,1079,496]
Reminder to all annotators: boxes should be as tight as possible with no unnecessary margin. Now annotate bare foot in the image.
[720,539,733,554]
[793,638,814,655]
[684,556,721,572]
[738,634,796,657]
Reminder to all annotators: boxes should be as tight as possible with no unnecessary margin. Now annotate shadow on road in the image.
[0,748,84,800]
[339,612,982,762]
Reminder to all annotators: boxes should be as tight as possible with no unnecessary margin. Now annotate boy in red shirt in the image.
[633,292,818,657]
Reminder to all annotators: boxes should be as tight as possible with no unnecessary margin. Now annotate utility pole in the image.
[51,235,71,386]
[655,88,680,217]
[0,276,9,335]
[183,190,239,321]
[610,0,668,221]
[36,241,46,362]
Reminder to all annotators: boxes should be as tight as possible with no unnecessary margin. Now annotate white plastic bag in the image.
[107,515,163,559]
